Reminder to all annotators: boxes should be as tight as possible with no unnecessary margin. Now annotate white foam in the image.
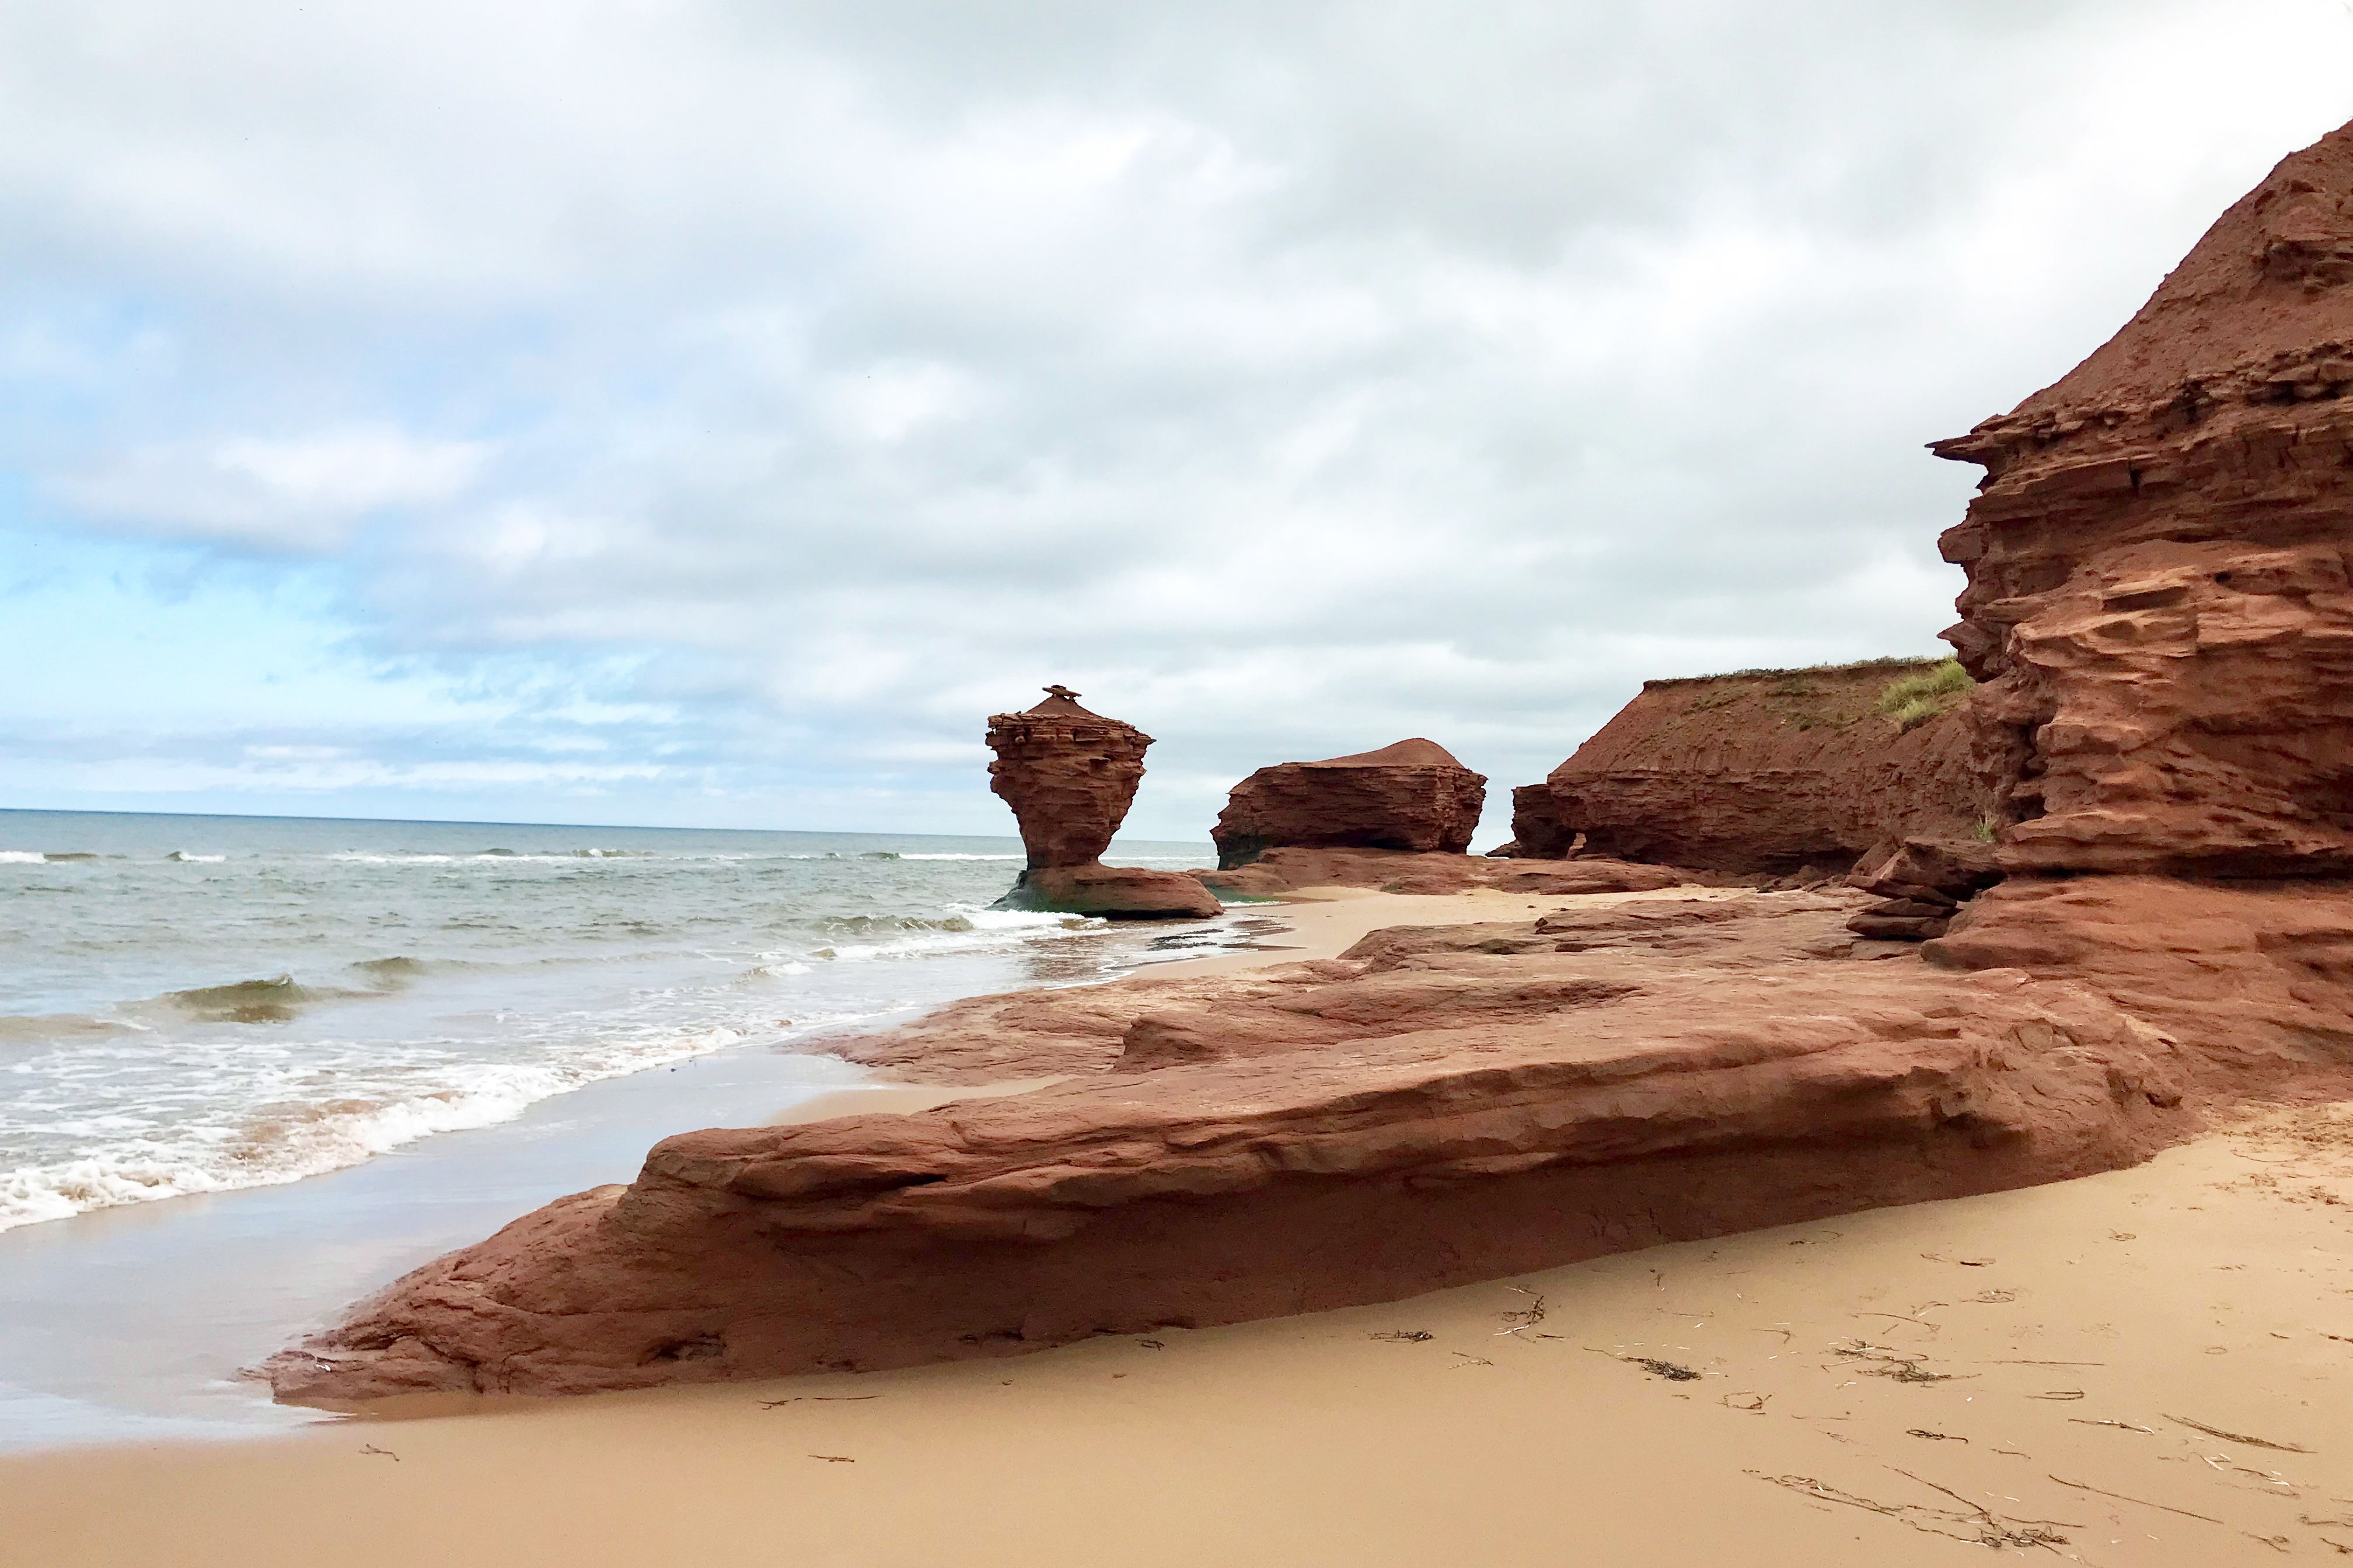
[743,961,814,980]
[0,851,47,864]
[0,1024,755,1234]
[164,852,226,864]
[898,853,1024,860]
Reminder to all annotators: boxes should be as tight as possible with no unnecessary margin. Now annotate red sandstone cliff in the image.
[1931,122,2353,876]
[1523,661,1984,873]
[1210,739,1486,869]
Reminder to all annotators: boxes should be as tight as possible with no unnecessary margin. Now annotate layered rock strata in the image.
[1193,845,1686,899]
[986,687,1218,919]
[1930,121,2353,876]
[266,887,2220,1405]
[1212,739,1485,869]
[1502,783,1575,859]
[1525,662,1985,874]
[1844,836,2002,943]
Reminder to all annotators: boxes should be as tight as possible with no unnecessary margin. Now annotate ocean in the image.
[0,809,1231,1234]
[0,808,1254,1445]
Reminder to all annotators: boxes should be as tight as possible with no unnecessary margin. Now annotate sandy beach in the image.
[6,884,2348,1566]
[4,1105,2344,1566]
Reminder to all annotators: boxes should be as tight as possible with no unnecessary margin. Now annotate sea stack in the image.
[1210,739,1485,870]
[986,686,1220,919]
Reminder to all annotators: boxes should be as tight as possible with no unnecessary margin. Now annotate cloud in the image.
[4,0,2352,837]
[54,427,492,551]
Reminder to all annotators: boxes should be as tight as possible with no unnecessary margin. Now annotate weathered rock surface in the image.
[264,888,2214,1405]
[1212,739,1486,868]
[999,862,1221,920]
[1194,846,1688,899]
[1528,662,1986,874]
[1843,835,2002,943]
[1932,120,2353,876]
[987,687,1146,870]
[1502,782,1575,858]
[985,687,1214,919]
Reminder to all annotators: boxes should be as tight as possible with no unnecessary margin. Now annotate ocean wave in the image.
[0,1022,760,1233]
[0,1012,136,1045]
[898,853,1025,860]
[149,975,326,1024]
[737,959,815,983]
[164,851,226,863]
[347,955,431,985]
[809,906,1104,962]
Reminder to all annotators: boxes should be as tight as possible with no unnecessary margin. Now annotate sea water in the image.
[0,809,1245,1445]
[0,809,1224,1232]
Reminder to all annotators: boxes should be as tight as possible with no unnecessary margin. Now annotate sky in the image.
[4,1,2351,844]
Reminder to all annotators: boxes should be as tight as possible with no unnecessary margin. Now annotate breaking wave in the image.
[0,1024,752,1232]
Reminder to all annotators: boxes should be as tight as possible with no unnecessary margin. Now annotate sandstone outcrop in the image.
[1843,835,2003,943]
[264,887,2207,1404]
[1502,783,1575,859]
[986,687,1219,919]
[1211,739,1485,868]
[1193,845,1687,899]
[1523,661,1986,874]
[1931,120,2353,876]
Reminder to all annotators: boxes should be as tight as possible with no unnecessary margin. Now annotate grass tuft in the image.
[1876,660,1973,731]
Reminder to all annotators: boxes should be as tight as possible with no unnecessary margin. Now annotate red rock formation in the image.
[986,687,1219,919]
[1843,836,2003,944]
[1194,845,1685,899]
[1502,783,1575,858]
[263,889,2199,1404]
[1527,662,1985,872]
[1930,121,2353,876]
[1211,739,1486,869]
[987,687,1149,870]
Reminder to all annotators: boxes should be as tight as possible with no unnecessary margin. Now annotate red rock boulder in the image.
[1210,739,1486,870]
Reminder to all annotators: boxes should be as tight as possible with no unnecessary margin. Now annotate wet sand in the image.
[6,885,2349,1564]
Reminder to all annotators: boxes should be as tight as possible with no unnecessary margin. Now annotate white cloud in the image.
[56,427,492,551]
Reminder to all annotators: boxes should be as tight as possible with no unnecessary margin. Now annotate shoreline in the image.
[6,1102,2345,1566]
[0,889,1256,1451]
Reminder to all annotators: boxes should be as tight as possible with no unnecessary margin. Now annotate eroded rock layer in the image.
[1933,121,2353,875]
[1532,662,1985,872]
[1212,739,1486,868]
[1193,846,1687,900]
[266,887,2244,1405]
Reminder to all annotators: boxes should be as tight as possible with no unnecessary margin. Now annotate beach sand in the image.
[6,888,2348,1566]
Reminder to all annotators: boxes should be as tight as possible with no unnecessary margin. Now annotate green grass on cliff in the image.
[1647,656,1970,738]
[1876,659,1972,730]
